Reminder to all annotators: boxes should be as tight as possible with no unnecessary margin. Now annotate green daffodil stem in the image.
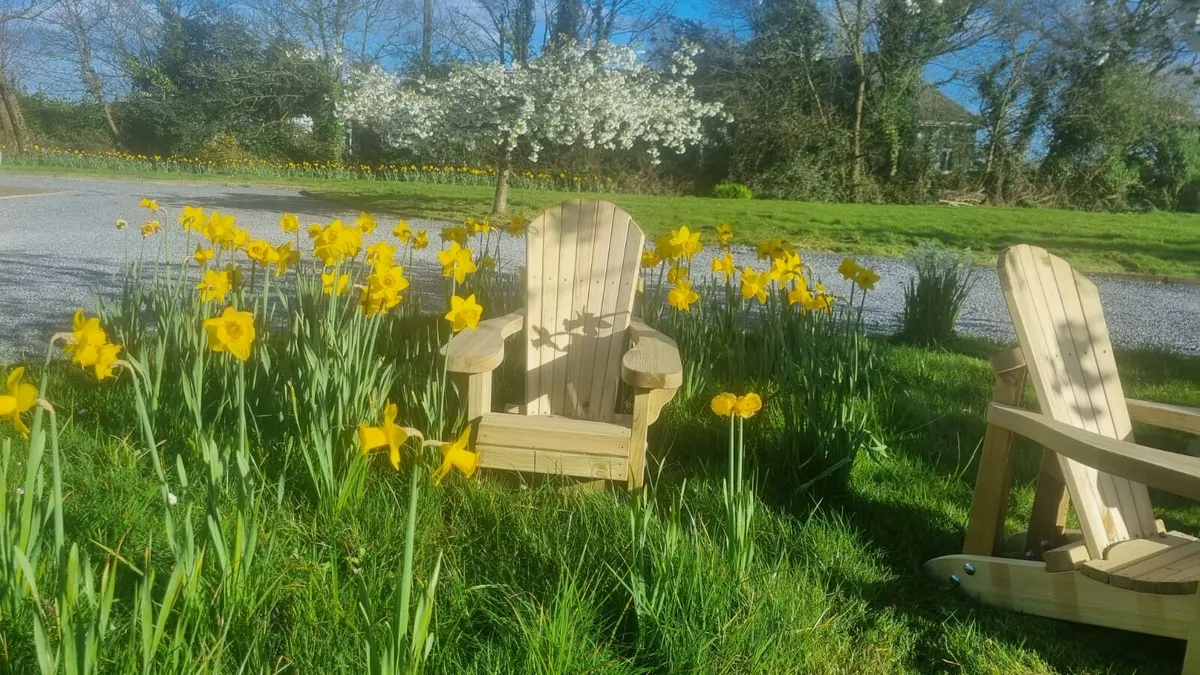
[396,463,421,650]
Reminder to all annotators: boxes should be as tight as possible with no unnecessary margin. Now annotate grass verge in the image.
[4,335,1199,672]
[3,164,1199,278]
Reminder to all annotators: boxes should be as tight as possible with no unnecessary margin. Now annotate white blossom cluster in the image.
[340,42,724,165]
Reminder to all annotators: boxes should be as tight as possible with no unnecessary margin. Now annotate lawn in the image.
[5,334,1199,672]
[5,163,1200,278]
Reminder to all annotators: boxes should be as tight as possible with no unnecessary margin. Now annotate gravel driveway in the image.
[2,173,1197,363]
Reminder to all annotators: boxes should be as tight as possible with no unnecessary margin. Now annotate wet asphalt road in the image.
[1,173,1197,363]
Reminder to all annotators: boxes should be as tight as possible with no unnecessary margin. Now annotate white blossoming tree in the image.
[342,42,724,213]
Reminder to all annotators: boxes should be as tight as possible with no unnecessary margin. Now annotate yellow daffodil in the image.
[361,265,409,316]
[245,239,280,267]
[94,343,121,381]
[64,310,108,367]
[193,246,215,265]
[444,294,482,332]
[712,252,735,280]
[769,251,802,284]
[667,263,687,284]
[115,218,127,230]
[480,255,497,271]
[803,284,834,313]
[139,197,160,212]
[355,211,377,235]
[274,242,299,277]
[641,249,661,268]
[366,241,396,271]
[204,211,235,243]
[465,216,491,235]
[669,225,703,260]
[196,268,232,303]
[733,392,762,418]
[711,392,737,416]
[432,426,480,485]
[0,367,38,438]
[413,230,429,250]
[437,242,477,284]
[441,225,469,246]
[787,285,812,307]
[203,307,256,361]
[667,279,700,312]
[506,212,527,236]
[225,264,245,293]
[393,219,412,243]
[757,237,796,262]
[322,270,350,296]
[140,220,161,237]
[654,233,681,260]
[716,222,734,249]
[313,220,362,265]
[307,223,323,239]
[740,268,768,304]
[358,401,418,470]
[854,266,880,291]
[180,205,205,231]
[280,213,300,233]
[838,257,859,280]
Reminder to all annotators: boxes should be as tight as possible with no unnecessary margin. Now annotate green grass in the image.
[5,163,1200,278]
[5,335,1199,672]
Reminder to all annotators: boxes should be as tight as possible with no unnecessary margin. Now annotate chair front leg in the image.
[455,371,493,423]
[627,386,678,491]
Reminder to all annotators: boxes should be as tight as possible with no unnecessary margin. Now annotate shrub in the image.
[899,241,976,345]
[712,182,753,199]
[200,132,254,166]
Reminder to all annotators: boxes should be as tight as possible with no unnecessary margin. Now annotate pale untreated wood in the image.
[1108,538,1200,595]
[622,320,684,391]
[963,360,1027,556]
[1128,399,1200,436]
[447,200,676,490]
[1026,448,1072,558]
[458,372,492,421]
[628,391,651,490]
[924,554,1196,639]
[478,445,628,481]
[476,412,631,457]
[1081,533,1190,584]
[1043,539,1090,572]
[443,311,524,374]
[1000,244,1157,558]
[989,403,1200,502]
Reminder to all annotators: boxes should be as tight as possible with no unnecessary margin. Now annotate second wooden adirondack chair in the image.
[442,200,682,489]
[925,244,1200,671]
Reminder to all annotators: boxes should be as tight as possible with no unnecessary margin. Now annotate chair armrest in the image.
[988,402,1200,501]
[1127,398,1200,436]
[442,310,524,374]
[622,319,683,390]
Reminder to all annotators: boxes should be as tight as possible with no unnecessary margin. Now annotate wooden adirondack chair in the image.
[925,244,1200,670]
[442,200,682,489]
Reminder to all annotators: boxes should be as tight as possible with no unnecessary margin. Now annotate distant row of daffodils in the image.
[12,145,618,190]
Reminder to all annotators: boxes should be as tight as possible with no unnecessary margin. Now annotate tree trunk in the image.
[492,148,512,214]
[0,72,30,153]
[422,0,433,69]
[849,0,865,202]
[851,71,865,201]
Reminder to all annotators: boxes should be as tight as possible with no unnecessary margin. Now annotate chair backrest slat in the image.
[1000,245,1158,558]
[524,200,645,420]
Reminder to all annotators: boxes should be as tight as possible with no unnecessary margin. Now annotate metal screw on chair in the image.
[949,574,961,587]
[1024,550,1035,560]
[1039,539,1050,549]
[963,562,976,576]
